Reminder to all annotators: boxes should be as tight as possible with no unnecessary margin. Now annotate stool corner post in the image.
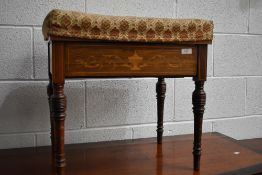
[156,78,166,144]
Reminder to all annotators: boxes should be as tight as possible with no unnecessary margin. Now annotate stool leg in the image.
[47,76,55,165]
[51,83,67,172]
[156,78,166,144]
[192,79,206,171]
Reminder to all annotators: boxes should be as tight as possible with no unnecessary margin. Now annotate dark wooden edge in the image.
[64,41,198,48]
[0,132,256,152]
[64,74,192,78]
[238,139,262,154]
[48,36,212,45]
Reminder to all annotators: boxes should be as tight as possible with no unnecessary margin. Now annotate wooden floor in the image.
[0,133,261,175]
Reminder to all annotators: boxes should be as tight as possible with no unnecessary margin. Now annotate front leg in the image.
[47,75,55,163]
[192,79,206,171]
[51,83,67,172]
[156,78,166,144]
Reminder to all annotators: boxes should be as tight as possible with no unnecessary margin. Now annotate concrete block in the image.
[85,79,174,127]
[33,28,48,79]
[132,120,212,139]
[0,0,85,25]
[86,0,176,18]
[0,81,85,133]
[2,0,262,149]
[213,116,262,140]
[177,0,249,33]
[214,34,262,76]
[246,77,262,115]
[36,127,132,146]
[249,0,262,34]
[174,78,245,121]
[0,133,35,149]
[0,27,33,79]
[207,45,213,77]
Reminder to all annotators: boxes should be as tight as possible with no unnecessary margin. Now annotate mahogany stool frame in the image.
[47,37,210,174]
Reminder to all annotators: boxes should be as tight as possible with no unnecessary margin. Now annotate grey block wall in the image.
[0,0,261,149]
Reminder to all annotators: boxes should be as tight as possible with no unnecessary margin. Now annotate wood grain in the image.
[51,42,65,84]
[0,133,261,175]
[64,43,197,77]
[195,45,207,81]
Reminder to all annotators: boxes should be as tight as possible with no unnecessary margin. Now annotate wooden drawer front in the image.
[65,44,197,77]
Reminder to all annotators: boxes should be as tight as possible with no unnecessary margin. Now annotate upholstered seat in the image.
[43,9,213,43]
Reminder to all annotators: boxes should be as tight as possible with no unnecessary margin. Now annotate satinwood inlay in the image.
[128,51,143,70]
[65,43,197,77]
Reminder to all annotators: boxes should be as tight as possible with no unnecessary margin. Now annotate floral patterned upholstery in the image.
[43,9,213,43]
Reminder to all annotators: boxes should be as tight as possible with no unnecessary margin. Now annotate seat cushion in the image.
[43,9,213,43]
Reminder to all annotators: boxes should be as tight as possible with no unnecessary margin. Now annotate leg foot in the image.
[156,78,166,144]
[192,79,206,171]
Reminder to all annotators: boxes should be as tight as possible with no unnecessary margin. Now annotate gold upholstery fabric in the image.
[43,9,213,42]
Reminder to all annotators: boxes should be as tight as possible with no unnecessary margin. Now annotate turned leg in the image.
[47,75,55,163]
[51,83,67,171]
[47,42,56,166]
[192,79,206,171]
[156,78,166,144]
